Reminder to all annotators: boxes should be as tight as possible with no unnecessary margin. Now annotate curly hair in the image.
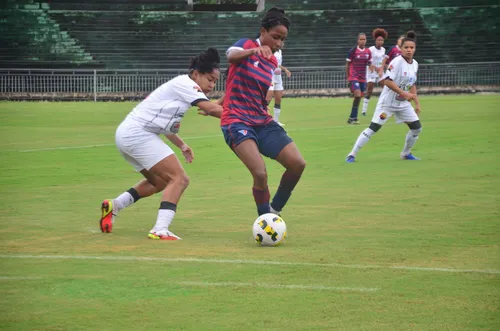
[372,28,388,40]
[189,47,220,73]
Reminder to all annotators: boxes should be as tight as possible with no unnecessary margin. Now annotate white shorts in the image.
[115,119,174,172]
[372,104,419,125]
[367,70,382,83]
[269,75,283,91]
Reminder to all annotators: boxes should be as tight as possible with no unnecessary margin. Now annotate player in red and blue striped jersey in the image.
[200,7,306,217]
[346,33,373,124]
[380,35,404,75]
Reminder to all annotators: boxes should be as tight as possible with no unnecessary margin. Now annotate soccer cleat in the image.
[362,111,367,116]
[148,230,182,241]
[401,153,421,160]
[100,199,115,233]
[347,118,360,125]
[346,155,356,163]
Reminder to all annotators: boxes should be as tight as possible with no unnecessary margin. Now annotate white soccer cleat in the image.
[148,230,182,240]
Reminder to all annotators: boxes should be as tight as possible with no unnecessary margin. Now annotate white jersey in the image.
[377,56,418,109]
[127,75,208,135]
[273,50,282,75]
[369,46,386,68]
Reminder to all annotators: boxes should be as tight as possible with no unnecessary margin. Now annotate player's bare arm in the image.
[410,85,420,114]
[227,46,272,64]
[345,61,350,81]
[281,65,292,77]
[379,57,388,75]
[165,134,194,163]
[197,100,223,118]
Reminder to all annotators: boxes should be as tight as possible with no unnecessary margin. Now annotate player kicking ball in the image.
[99,48,223,240]
[346,31,422,162]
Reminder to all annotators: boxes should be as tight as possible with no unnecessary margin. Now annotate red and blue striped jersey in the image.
[346,46,372,82]
[221,38,277,126]
[385,45,402,65]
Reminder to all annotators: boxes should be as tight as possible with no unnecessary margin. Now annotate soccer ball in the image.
[253,213,287,246]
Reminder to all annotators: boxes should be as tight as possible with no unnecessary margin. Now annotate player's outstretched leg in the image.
[346,122,381,162]
[400,120,422,160]
[99,188,141,233]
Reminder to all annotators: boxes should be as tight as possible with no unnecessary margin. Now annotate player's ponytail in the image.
[261,6,291,31]
[402,30,417,45]
[189,47,220,74]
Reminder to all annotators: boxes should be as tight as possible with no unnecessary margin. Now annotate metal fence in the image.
[1,62,499,100]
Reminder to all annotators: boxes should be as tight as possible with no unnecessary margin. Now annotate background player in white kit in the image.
[266,48,291,126]
[99,48,223,240]
[346,31,422,162]
[361,28,388,116]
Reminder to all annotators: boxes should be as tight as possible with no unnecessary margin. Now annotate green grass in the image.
[0,95,499,330]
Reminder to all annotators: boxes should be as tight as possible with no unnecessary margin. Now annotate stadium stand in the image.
[1,1,498,69]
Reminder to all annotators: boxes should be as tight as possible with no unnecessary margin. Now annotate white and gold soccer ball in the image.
[253,213,287,246]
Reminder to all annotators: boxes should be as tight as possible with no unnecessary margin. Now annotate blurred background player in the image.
[201,7,306,217]
[99,48,223,240]
[380,34,405,74]
[361,28,388,116]
[266,47,292,126]
[346,31,422,162]
[346,33,373,124]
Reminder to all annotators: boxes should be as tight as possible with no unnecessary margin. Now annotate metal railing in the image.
[1,62,499,100]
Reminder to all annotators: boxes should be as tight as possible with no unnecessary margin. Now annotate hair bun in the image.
[406,30,417,40]
[267,6,285,14]
[203,47,220,64]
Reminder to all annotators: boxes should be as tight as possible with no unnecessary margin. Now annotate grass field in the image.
[1,95,499,330]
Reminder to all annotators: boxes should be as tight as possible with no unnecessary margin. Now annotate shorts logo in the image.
[355,82,359,87]
[404,72,407,76]
[238,130,248,136]
[380,112,387,120]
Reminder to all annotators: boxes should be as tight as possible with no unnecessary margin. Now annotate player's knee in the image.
[408,120,422,130]
[172,172,189,190]
[292,158,306,175]
[368,122,382,133]
[251,168,268,185]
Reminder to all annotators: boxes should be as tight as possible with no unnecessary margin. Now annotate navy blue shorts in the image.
[349,81,367,93]
[221,121,293,159]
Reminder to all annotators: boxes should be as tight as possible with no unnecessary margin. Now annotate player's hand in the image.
[181,144,194,163]
[401,92,416,101]
[285,69,292,78]
[197,108,209,116]
[378,68,384,77]
[253,46,273,58]
[415,106,421,115]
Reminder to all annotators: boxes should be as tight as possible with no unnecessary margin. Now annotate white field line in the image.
[0,276,43,280]
[177,281,379,292]
[0,254,498,275]
[15,123,367,153]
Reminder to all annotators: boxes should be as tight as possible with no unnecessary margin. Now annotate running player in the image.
[361,28,388,116]
[201,7,306,217]
[99,48,223,240]
[346,33,373,124]
[266,47,292,126]
[346,31,422,162]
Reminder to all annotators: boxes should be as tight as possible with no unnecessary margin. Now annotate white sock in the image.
[362,98,370,112]
[350,128,375,156]
[113,191,135,213]
[402,129,421,155]
[273,107,281,122]
[153,209,175,233]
